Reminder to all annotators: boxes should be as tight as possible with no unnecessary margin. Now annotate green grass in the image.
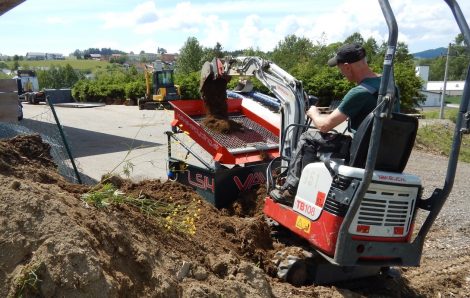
[418,107,469,162]
[421,108,458,123]
[13,262,43,297]
[416,122,470,163]
[445,95,461,105]
[5,59,110,71]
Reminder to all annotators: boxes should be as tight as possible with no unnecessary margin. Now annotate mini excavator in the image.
[138,61,181,110]
[167,0,470,284]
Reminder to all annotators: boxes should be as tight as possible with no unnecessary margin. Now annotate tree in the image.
[372,41,424,111]
[242,47,268,58]
[37,64,84,89]
[72,49,83,59]
[174,71,201,98]
[176,37,204,75]
[271,35,314,71]
[12,60,19,71]
[157,47,167,55]
[344,32,365,45]
[201,42,226,64]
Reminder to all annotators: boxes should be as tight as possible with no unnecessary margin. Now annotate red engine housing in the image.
[263,197,412,257]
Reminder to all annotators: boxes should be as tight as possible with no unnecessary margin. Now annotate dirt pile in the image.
[0,135,275,297]
[1,135,469,297]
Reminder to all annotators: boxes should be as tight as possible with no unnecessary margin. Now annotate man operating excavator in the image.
[270,43,385,204]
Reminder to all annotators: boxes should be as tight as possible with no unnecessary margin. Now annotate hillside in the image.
[413,47,446,59]
[3,59,110,72]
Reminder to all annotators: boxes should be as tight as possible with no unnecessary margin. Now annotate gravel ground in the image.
[406,150,470,245]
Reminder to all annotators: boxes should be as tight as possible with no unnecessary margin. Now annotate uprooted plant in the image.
[81,183,201,235]
[12,262,43,298]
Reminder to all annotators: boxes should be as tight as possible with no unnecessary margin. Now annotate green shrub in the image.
[175,71,201,99]
[72,67,144,102]
[125,80,146,99]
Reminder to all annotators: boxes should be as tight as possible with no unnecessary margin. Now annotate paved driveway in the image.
[22,103,177,183]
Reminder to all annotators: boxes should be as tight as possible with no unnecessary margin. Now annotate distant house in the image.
[26,52,64,60]
[0,54,10,60]
[26,52,46,60]
[90,54,101,60]
[160,53,178,65]
[45,53,64,60]
[426,81,465,96]
[127,52,159,62]
[415,65,465,107]
[420,91,442,107]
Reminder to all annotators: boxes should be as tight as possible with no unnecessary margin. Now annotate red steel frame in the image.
[170,99,280,165]
[263,197,414,258]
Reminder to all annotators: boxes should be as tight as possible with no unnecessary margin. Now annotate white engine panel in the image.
[294,163,333,221]
[294,161,422,233]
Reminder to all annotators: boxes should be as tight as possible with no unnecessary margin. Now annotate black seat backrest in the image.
[349,112,418,173]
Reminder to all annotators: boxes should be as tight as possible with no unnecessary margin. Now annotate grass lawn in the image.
[416,108,470,163]
[5,59,110,72]
[421,108,458,122]
[445,95,461,105]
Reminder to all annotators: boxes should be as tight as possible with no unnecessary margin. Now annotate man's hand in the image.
[307,106,348,133]
[306,106,321,120]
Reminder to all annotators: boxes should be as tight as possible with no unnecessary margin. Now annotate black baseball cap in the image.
[327,43,366,67]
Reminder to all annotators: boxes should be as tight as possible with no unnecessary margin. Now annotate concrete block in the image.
[0,92,19,122]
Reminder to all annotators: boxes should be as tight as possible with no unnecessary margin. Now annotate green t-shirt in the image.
[338,77,381,131]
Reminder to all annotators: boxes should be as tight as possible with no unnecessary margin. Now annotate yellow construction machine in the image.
[138,61,181,110]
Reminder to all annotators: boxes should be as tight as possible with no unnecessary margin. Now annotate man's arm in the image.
[306,106,348,133]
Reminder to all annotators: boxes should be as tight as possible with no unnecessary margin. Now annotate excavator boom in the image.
[201,56,308,163]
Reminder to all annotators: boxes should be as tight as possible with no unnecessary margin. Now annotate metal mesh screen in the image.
[193,114,278,153]
[0,105,92,184]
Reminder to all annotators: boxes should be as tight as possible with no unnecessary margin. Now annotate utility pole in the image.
[439,43,451,119]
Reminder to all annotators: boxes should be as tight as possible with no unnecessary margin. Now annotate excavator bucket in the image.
[199,58,227,93]
[233,79,253,93]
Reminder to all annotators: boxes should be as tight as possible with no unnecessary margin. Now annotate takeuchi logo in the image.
[378,175,406,182]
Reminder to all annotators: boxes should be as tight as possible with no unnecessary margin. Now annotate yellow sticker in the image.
[295,215,311,233]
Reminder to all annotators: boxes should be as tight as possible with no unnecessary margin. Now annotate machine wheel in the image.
[137,98,145,110]
[272,247,314,286]
[26,94,33,104]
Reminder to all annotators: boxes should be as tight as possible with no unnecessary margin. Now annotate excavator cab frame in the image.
[261,0,470,284]
[138,63,181,110]
[166,0,469,285]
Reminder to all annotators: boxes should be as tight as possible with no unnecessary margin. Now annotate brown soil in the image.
[1,135,469,297]
[200,68,243,134]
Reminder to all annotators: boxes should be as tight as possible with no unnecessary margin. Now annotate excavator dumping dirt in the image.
[200,59,243,134]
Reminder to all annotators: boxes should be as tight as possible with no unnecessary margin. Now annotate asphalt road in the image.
[22,103,178,183]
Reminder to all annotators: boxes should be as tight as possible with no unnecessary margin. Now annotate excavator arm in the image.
[201,56,308,162]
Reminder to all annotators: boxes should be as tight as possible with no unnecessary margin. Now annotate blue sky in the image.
[1,0,469,56]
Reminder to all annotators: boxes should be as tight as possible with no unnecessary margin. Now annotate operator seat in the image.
[348,112,418,173]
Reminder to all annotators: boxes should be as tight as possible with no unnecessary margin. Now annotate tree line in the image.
[174,33,426,111]
[416,34,469,81]
[9,32,466,111]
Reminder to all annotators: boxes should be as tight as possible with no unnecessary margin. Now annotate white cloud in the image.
[238,15,278,51]
[201,15,230,48]
[1,0,469,58]
[100,1,158,29]
[45,16,68,25]
[88,0,470,54]
[156,2,203,32]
